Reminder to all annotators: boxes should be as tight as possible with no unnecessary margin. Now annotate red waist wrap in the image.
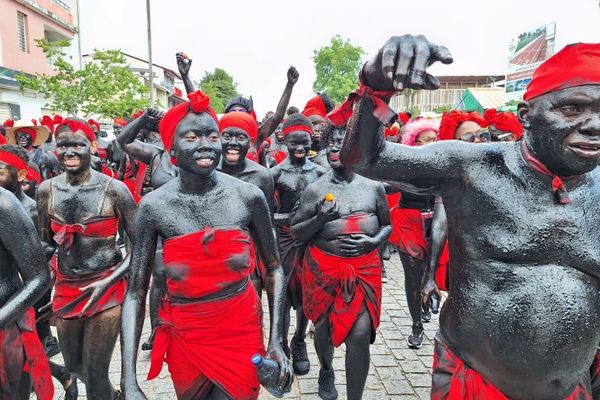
[302,245,382,347]
[123,162,147,204]
[388,207,449,290]
[386,192,400,209]
[148,283,265,400]
[432,335,595,400]
[50,217,119,251]
[51,258,126,319]
[0,309,53,400]
[275,223,306,309]
[162,227,253,298]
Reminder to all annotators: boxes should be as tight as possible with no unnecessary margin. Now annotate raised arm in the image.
[0,190,50,328]
[117,109,163,165]
[248,187,292,391]
[340,35,467,190]
[176,52,195,95]
[120,201,158,399]
[257,66,299,146]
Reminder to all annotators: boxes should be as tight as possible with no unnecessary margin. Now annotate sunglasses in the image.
[460,129,491,143]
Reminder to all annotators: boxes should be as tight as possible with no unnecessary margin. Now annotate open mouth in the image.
[294,150,306,158]
[225,149,241,163]
[196,157,215,168]
[63,158,80,168]
[329,153,340,161]
[568,143,600,159]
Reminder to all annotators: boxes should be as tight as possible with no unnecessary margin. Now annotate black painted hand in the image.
[317,198,341,223]
[421,276,441,306]
[144,107,163,132]
[338,233,377,256]
[78,276,113,317]
[266,343,293,393]
[287,66,299,85]
[363,35,453,92]
[176,52,192,77]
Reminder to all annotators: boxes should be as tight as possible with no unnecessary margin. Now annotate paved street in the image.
[43,252,440,399]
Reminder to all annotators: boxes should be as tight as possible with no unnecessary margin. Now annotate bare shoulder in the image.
[0,187,20,210]
[222,172,264,199]
[355,174,385,192]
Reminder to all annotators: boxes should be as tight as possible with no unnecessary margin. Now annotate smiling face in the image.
[172,112,221,176]
[221,127,250,166]
[326,127,346,169]
[55,129,95,173]
[284,131,312,162]
[308,115,325,143]
[16,131,33,148]
[520,85,600,175]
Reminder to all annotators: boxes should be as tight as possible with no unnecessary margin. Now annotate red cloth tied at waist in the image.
[162,227,253,299]
[432,335,595,400]
[302,245,382,347]
[275,223,306,309]
[50,258,126,319]
[148,283,265,400]
[0,309,53,400]
[50,217,119,251]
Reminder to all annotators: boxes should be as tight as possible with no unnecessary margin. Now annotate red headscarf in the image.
[384,125,399,138]
[483,109,523,140]
[398,112,411,125]
[31,119,38,126]
[114,118,128,127]
[131,110,144,120]
[87,119,101,132]
[158,90,218,164]
[438,111,487,141]
[2,119,14,128]
[524,43,600,101]
[16,127,39,143]
[218,112,258,142]
[302,95,327,118]
[41,116,54,134]
[27,166,42,184]
[52,115,63,125]
[55,119,96,142]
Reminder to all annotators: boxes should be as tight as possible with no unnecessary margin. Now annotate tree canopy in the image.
[312,35,365,104]
[198,68,240,114]
[17,39,149,119]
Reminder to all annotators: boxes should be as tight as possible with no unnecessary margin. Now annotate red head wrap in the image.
[41,116,54,134]
[3,119,14,128]
[26,167,42,184]
[218,112,258,142]
[114,118,128,127]
[15,127,39,143]
[384,125,399,138]
[283,124,313,136]
[302,96,327,118]
[55,119,96,142]
[0,150,28,171]
[483,109,523,140]
[31,119,38,126]
[524,43,600,101]
[438,111,487,141]
[53,115,63,125]
[398,112,411,125]
[87,119,101,132]
[158,90,218,164]
[131,110,144,120]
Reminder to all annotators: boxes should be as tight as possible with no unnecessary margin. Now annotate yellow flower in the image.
[324,193,335,202]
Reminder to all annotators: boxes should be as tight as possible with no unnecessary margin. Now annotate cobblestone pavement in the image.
[42,252,440,399]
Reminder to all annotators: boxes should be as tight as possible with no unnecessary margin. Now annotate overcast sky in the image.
[79,0,600,117]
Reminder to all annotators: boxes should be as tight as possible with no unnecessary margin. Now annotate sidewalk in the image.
[43,253,439,399]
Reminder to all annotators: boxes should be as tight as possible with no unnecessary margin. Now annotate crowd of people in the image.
[0,34,599,400]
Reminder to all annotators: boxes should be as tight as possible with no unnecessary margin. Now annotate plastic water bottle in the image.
[251,354,284,398]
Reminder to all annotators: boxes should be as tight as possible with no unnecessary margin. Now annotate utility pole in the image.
[76,0,82,69]
[146,0,154,106]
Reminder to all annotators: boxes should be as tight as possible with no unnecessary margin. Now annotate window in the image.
[17,12,28,52]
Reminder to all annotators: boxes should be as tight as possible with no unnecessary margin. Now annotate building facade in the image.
[0,0,79,121]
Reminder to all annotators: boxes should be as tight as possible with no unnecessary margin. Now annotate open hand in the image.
[338,233,377,256]
[266,344,293,393]
[421,277,441,307]
[287,66,299,85]
[78,277,113,317]
[364,34,453,92]
[176,52,192,76]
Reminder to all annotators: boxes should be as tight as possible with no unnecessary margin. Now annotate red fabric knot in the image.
[327,83,397,128]
[188,91,211,113]
[521,142,573,205]
[52,223,85,250]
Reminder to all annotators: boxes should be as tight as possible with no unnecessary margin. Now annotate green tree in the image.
[17,39,149,119]
[198,68,239,114]
[433,104,452,113]
[312,35,365,104]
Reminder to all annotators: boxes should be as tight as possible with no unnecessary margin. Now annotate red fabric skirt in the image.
[389,207,450,291]
[302,245,382,347]
[432,335,595,400]
[0,309,53,400]
[275,223,306,309]
[148,283,265,400]
[123,162,147,204]
[51,260,127,319]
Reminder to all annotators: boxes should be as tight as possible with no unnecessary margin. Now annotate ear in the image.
[517,101,531,129]
[17,169,27,182]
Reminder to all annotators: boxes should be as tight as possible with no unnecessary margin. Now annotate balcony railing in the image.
[51,0,70,12]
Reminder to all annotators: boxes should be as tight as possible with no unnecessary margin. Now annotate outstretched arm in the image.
[340,35,468,190]
[257,66,299,146]
[176,52,195,95]
[0,190,50,328]
[117,109,163,165]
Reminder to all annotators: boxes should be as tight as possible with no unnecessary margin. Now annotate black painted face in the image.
[309,115,325,143]
[522,85,600,175]
[221,127,250,166]
[0,162,20,192]
[172,112,221,176]
[16,131,33,148]
[113,125,123,136]
[56,129,93,173]
[326,127,346,169]
[284,130,312,161]
[229,105,248,113]
[275,124,284,142]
